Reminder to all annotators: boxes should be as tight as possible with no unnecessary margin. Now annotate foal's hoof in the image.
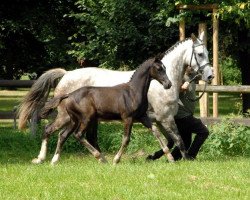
[113,155,121,165]
[32,158,43,164]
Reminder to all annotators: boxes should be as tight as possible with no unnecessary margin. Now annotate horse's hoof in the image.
[113,159,120,165]
[50,161,58,166]
[184,154,195,161]
[166,154,175,163]
[32,158,43,164]
[99,157,108,164]
[146,155,156,161]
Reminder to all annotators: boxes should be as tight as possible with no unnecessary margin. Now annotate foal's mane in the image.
[129,58,154,82]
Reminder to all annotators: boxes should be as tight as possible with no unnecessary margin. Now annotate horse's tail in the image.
[17,68,67,130]
[40,94,69,118]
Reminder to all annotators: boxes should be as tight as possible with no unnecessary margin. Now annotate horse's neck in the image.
[162,40,190,98]
[129,68,151,101]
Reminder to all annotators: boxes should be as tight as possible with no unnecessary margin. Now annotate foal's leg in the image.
[51,122,76,165]
[85,118,101,152]
[139,116,174,162]
[32,115,70,164]
[74,120,107,163]
[113,117,133,165]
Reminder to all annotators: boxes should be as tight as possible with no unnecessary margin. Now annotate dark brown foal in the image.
[41,57,173,165]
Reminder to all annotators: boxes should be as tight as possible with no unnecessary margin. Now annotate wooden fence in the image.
[1,80,250,127]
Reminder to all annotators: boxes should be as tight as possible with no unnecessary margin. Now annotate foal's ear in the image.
[191,33,197,42]
[154,57,163,65]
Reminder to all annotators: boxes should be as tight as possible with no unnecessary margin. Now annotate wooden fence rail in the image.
[1,81,250,127]
[0,80,35,88]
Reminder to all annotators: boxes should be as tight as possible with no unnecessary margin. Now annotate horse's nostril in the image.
[208,75,214,80]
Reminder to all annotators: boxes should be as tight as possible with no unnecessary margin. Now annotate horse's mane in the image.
[129,38,192,82]
[164,37,191,55]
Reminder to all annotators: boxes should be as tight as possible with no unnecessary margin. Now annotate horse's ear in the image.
[199,31,205,41]
[191,33,197,42]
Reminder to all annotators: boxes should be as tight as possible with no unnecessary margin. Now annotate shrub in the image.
[201,119,250,157]
[220,57,242,85]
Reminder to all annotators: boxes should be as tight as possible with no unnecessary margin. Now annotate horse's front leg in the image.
[113,117,133,165]
[160,118,190,160]
[139,116,174,163]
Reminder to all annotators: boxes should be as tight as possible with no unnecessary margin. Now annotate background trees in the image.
[0,0,77,79]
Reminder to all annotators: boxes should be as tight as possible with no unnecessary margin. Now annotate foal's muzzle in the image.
[163,80,172,89]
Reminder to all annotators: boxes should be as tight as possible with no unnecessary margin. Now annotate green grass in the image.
[0,125,249,200]
[0,90,27,112]
[0,155,249,200]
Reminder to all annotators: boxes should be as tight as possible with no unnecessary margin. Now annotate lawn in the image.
[0,127,249,200]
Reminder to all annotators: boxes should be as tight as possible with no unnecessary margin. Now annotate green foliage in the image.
[220,57,241,85]
[0,0,77,79]
[218,1,250,28]
[68,0,178,69]
[201,119,250,157]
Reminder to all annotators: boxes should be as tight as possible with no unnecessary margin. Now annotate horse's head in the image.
[187,32,214,83]
[150,58,172,89]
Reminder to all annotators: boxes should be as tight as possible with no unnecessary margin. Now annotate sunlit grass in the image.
[0,153,249,200]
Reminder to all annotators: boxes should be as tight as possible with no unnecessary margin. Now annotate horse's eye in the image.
[198,53,203,57]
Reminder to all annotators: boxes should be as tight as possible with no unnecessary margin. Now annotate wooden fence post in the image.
[179,18,185,41]
[212,8,219,117]
[198,23,209,117]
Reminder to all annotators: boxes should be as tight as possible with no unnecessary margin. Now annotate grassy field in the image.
[0,127,249,200]
[0,89,249,199]
[0,156,249,200]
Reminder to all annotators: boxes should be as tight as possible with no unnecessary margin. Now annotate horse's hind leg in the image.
[159,118,190,160]
[139,116,174,162]
[51,122,76,165]
[32,115,70,164]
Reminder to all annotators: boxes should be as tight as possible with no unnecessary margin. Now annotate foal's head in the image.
[150,58,172,89]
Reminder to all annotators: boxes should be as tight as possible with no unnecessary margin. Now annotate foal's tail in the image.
[40,94,69,119]
[17,68,67,130]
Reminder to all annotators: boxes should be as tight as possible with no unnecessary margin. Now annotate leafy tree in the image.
[68,0,179,69]
[0,0,77,79]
